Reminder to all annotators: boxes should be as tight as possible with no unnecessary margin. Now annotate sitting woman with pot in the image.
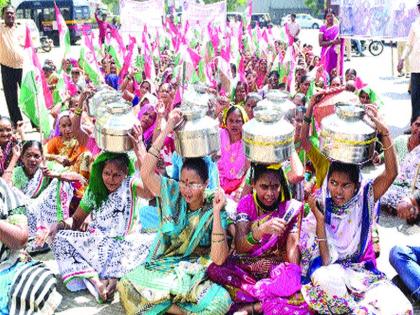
[207,163,311,315]
[299,106,413,314]
[218,105,250,201]
[49,128,156,303]
[118,109,232,315]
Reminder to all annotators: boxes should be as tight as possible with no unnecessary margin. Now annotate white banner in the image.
[120,0,164,34]
[339,0,418,39]
[182,1,227,29]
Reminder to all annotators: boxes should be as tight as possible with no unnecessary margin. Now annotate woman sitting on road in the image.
[50,131,155,303]
[118,109,232,315]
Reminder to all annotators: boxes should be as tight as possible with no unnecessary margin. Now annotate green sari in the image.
[118,177,232,315]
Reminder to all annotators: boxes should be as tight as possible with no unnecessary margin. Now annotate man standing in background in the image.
[398,0,420,124]
[0,5,25,124]
[285,13,301,46]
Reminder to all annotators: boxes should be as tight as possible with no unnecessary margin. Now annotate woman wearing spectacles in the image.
[117,108,232,315]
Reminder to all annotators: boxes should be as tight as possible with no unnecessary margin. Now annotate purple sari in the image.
[320,24,344,76]
[207,195,311,314]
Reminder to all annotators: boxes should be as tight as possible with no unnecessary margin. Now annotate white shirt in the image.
[402,17,420,73]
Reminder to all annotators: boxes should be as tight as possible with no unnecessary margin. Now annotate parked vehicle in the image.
[351,39,384,56]
[251,13,271,28]
[281,13,323,29]
[15,0,91,45]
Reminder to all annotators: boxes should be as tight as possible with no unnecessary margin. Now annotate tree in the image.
[304,0,325,16]
[204,0,247,11]
[0,0,10,11]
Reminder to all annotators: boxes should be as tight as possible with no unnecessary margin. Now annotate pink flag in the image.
[355,76,367,89]
[186,47,201,68]
[26,29,54,109]
[246,0,252,26]
[63,73,78,96]
[238,55,246,82]
[109,27,126,55]
[119,36,137,83]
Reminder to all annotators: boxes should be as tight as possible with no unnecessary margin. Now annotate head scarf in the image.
[54,111,71,137]
[222,105,249,128]
[358,86,383,107]
[137,102,157,145]
[87,152,135,207]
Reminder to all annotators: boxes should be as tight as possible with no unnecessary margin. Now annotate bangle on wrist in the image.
[148,149,159,159]
[74,107,83,116]
[246,231,259,245]
[382,142,394,151]
[316,237,327,243]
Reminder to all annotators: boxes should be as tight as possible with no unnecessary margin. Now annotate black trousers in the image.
[411,73,420,123]
[1,64,23,124]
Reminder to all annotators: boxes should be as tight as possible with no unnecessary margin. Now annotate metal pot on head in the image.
[242,100,295,164]
[320,103,377,164]
[95,101,137,153]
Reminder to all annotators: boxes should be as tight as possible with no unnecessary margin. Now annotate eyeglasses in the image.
[179,181,205,191]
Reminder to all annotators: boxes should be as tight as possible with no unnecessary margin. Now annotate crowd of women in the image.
[0,7,419,315]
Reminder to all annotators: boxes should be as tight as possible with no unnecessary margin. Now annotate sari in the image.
[12,164,74,238]
[52,176,155,292]
[217,128,247,195]
[319,24,344,76]
[207,194,311,315]
[0,141,13,175]
[381,144,420,209]
[117,177,232,315]
[137,102,157,148]
[300,175,413,314]
[0,178,62,315]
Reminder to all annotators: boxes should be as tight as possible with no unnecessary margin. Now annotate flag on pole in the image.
[54,1,71,57]
[19,26,52,138]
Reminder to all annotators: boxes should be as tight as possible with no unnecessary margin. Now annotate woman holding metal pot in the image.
[299,106,413,314]
[117,108,232,315]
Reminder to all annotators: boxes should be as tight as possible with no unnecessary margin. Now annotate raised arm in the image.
[367,105,398,202]
[140,108,182,197]
[210,190,229,265]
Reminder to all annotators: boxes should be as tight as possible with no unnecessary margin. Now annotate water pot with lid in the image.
[174,89,220,158]
[320,103,377,164]
[95,101,137,153]
[242,99,295,164]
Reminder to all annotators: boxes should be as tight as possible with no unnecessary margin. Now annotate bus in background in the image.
[15,0,91,45]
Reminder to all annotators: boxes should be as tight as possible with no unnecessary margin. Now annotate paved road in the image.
[0,29,419,313]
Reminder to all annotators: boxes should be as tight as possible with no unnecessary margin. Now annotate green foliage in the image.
[101,0,118,14]
[304,0,324,16]
[204,0,246,11]
[0,0,10,11]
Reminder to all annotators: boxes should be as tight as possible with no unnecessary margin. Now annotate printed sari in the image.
[12,165,74,238]
[52,177,154,293]
[382,144,420,209]
[0,178,62,315]
[117,177,232,315]
[320,24,344,76]
[207,194,311,315]
[300,176,413,314]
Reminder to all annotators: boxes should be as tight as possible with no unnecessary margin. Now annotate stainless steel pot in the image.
[242,103,295,164]
[174,91,220,158]
[265,89,295,116]
[95,101,137,153]
[320,103,377,164]
[88,88,120,117]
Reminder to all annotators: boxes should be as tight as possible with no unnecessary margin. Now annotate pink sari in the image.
[320,24,344,76]
[217,128,247,194]
[207,195,311,314]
